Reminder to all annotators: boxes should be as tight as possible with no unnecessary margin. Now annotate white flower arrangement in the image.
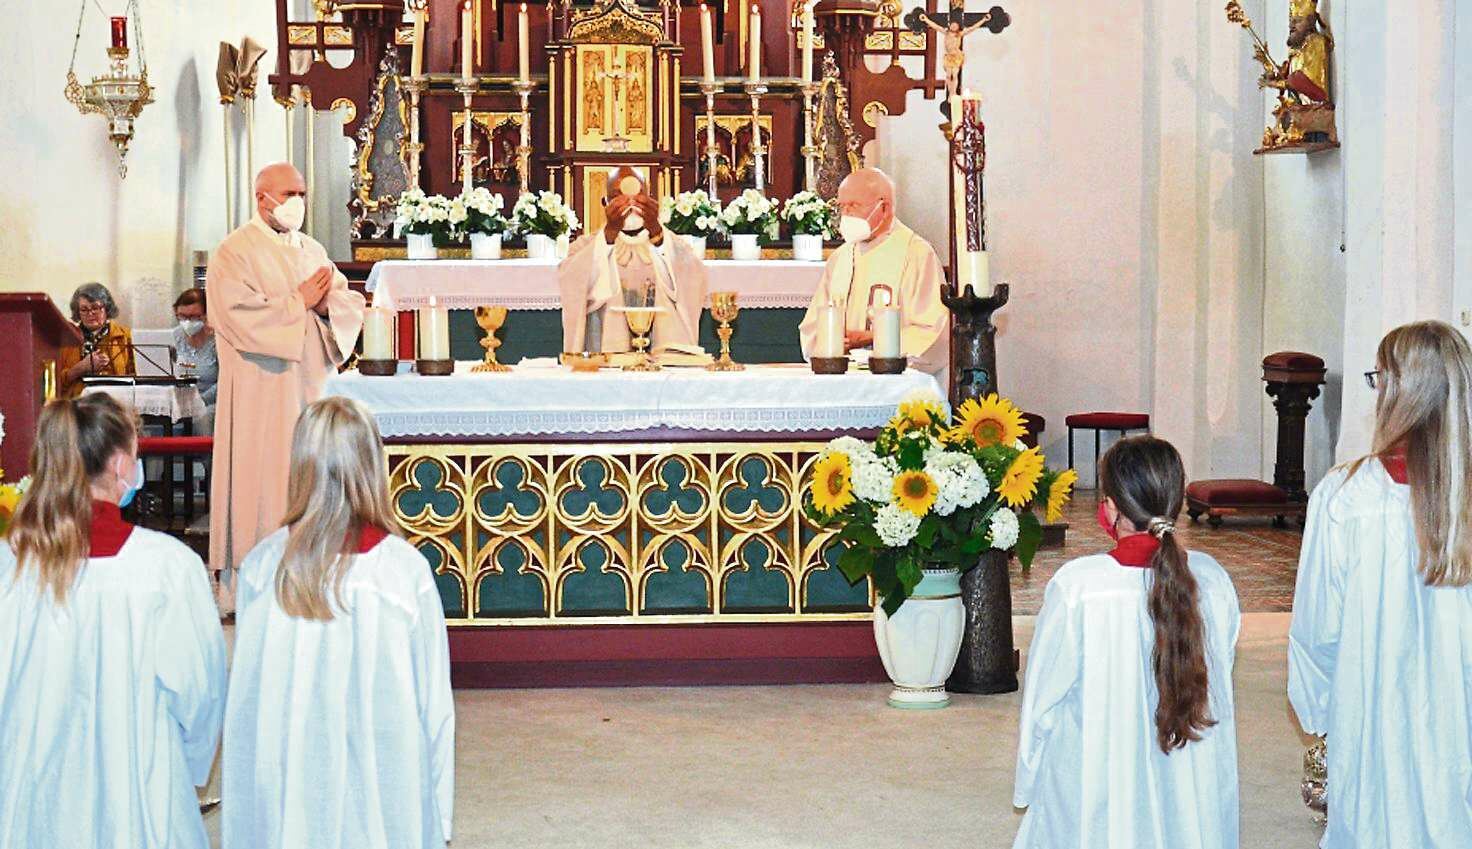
[719,189,777,237]
[926,450,989,517]
[394,189,457,239]
[874,503,924,547]
[511,190,580,238]
[459,187,509,236]
[659,189,723,237]
[780,190,836,238]
[988,507,1020,550]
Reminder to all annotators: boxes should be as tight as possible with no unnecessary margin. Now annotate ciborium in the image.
[706,291,744,371]
[472,305,511,373]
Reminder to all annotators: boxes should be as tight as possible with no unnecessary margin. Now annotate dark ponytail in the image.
[1100,436,1215,753]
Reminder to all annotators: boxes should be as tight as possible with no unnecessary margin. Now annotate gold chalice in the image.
[620,306,661,371]
[472,305,511,373]
[706,290,744,372]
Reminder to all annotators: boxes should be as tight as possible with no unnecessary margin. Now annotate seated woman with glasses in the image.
[58,282,136,397]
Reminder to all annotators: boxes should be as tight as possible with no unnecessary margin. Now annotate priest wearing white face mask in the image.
[206,162,365,614]
[798,168,949,376]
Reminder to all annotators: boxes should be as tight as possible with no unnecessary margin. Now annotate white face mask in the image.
[838,214,872,245]
[178,318,205,336]
[267,194,306,232]
[622,212,645,233]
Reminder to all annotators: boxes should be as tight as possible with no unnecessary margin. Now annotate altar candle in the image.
[460,0,474,84]
[815,303,843,358]
[518,3,531,84]
[363,306,397,360]
[410,6,426,78]
[800,2,813,84]
[418,296,451,360]
[110,16,127,50]
[700,4,716,85]
[874,307,901,359]
[748,4,761,83]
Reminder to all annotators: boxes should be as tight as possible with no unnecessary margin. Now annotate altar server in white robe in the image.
[0,394,226,849]
[223,397,454,849]
[798,168,949,375]
[1014,436,1241,849]
[559,166,707,353]
[1289,320,1472,849]
[209,161,365,613]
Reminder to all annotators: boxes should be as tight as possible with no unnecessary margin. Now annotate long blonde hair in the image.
[8,395,137,602]
[276,396,397,620]
[1366,320,1472,586]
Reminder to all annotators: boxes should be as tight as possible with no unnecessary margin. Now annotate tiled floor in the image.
[1009,492,1304,614]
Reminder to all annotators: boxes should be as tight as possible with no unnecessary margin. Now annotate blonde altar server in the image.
[223,397,454,849]
[1013,437,1240,849]
[1289,321,1472,849]
[209,161,365,613]
[0,394,226,849]
[559,167,707,353]
[798,168,949,375]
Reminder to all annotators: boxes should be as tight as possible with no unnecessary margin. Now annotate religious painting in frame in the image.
[451,111,526,186]
[580,163,652,235]
[695,115,773,189]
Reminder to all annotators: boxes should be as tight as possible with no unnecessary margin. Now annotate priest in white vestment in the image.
[559,167,707,353]
[208,162,365,608]
[798,168,949,376]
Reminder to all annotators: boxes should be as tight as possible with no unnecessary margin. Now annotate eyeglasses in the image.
[1364,370,1381,389]
[78,304,107,316]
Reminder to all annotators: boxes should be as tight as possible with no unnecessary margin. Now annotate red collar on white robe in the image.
[90,500,135,558]
[353,524,390,554]
[1108,533,1159,568]
[1381,454,1409,485]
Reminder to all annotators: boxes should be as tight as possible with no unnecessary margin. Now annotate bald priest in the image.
[798,168,948,376]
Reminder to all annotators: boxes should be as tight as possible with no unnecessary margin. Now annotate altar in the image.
[326,363,940,685]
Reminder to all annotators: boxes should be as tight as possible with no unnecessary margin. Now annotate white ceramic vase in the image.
[683,234,707,259]
[792,233,824,262]
[523,233,553,260]
[470,232,502,260]
[406,233,438,260]
[872,568,965,709]
[556,232,571,259]
[730,233,761,261]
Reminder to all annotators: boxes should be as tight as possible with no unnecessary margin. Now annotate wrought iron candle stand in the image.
[402,76,427,189]
[743,80,768,191]
[800,81,820,192]
[700,80,719,196]
[456,80,478,193]
[513,79,535,195]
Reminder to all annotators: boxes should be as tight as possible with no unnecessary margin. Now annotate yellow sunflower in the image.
[890,397,947,434]
[811,452,855,514]
[1045,468,1079,523]
[950,393,1027,447]
[892,470,939,516]
[998,447,1046,507]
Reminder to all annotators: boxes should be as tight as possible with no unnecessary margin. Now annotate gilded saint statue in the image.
[626,53,647,134]
[583,52,605,132]
[1226,0,1338,153]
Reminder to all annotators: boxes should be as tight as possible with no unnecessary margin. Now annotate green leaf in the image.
[836,546,875,585]
[896,555,923,595]
[880,587,907,617]
[1015,510,1043,567]
[916,516,939,549]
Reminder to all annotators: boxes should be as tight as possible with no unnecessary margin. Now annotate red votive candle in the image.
[110,16,128,50]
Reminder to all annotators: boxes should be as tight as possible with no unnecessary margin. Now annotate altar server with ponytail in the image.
[1012,436,1241,849]
[0,394,226,849]
[1290,320,1472,848]
[223,397,454,849]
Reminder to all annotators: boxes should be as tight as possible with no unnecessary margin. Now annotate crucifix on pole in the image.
[904,2,1011,102]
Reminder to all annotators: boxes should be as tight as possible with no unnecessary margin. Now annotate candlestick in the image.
[514,78,534,196]
[363,307,397,359]
[700,81,719,196]
[417,297,451,360]
[700,4,716,84]
[411,6,426,78]
[743,80,768,191]
[815,303,844,358]
[461,0,474,84]
[748,4,761,83]
[110,16,128,50]
[800,81,818,192]
[951,91,989,295]
[403,77,427,189]
[456,81,477,194]
[518,3,531,84]
[800,2,813,84]
[874,307,901,358]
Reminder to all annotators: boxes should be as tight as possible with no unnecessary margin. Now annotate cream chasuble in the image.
[798,221,949,375]
[558,231,707,353]
[208,217,365,575]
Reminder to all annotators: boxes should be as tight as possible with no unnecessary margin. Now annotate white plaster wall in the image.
[0,0,352,329]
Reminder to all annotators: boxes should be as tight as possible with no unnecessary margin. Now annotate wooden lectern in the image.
[0,294,81,477]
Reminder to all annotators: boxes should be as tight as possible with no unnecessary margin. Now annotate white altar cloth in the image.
[325,363,942,438]
[365,258,826,311]
[83,382,206,423]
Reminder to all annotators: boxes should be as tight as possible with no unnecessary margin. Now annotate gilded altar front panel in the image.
[388,442,873,626]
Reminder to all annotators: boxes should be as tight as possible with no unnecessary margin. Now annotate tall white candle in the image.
[800,1,813,84]
[700,4,715,85]
[958,250,991,296]
[411,6,426,78]
[874,306,901,358]
[815,303,843,358]
[748,3,761,83]
[417,296,450,360]
[518,3,531,84]
[363,306,397,360]
[461,0,474,84]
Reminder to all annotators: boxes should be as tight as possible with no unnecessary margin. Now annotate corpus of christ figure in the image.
[904,1,1012,100]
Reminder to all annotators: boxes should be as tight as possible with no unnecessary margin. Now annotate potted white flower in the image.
[512,190,580,261]
[658,189,722,259]
[459,187,508,260]
[781,190,835,262]
[719,189,776,261]
[395,189,455,260]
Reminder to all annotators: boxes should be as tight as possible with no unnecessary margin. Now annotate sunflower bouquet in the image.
[806,394,1078,615]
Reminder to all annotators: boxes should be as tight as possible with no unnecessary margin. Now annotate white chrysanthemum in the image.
[875,503,922,548]
[989,508,1020,550]
[0,407,6,450]
[826,435,868,456]
[851,453,898,504]
[675,198,695,216]
[926,451,988,516]
[447,200,469,225]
